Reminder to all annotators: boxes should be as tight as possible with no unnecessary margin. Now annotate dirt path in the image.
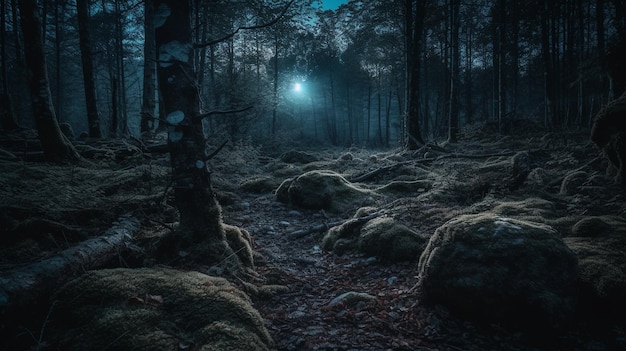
[227,194,540,351]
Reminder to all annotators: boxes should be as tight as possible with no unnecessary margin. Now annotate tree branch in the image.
[193,0,295,49]
[196,105,254,120]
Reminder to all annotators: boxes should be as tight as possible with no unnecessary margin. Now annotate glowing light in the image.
[294,83,302,92]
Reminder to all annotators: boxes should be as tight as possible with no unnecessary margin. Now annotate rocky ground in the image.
[1,126,625,350]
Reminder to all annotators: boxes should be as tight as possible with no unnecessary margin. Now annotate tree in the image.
[154,0,250,268]
[405,0,427,149]
[18,0,77,162]
[141,0,156,136]
[1,0,19,131]
[76,0,102,138]
[447,0,460,143]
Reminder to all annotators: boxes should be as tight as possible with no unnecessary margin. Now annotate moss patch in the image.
[49,268,273,351]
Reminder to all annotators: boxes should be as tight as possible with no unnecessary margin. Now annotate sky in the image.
[319,0,348,10]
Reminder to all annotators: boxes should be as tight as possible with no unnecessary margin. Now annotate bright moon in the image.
[294,83,302,92]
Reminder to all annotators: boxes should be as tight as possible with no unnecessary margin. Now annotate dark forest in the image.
[1,0,625,350]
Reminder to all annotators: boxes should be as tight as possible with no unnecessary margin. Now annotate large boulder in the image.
[564,216,626,319]
[417,213,579,333]
[48,268,273,351]
[276,170,374,213]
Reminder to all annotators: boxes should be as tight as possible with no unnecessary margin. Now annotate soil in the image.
[1,126,625,351]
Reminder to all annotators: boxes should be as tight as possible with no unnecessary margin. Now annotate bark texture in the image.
[18,0,77,162]
[154,0,248,268]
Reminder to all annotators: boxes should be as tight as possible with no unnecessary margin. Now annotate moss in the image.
[279,170,375,213]
[223,224,254,268]
[358,217,425,261]
[49,268,273,351]
[239,176,280,194]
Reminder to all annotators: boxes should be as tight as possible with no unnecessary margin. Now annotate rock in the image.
[322,214,426,262]
[275,170,374,213]
[358,217,427,261]
[328,291,376,307]
[280,150,318,164]
[48,268,273,351]
[417,213,579,333]
[321,217,365,255]
[239,176,281,194]
[564,217,626,319]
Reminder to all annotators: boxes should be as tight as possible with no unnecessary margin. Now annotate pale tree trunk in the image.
[76,0,102,138]
[141,0,156,136]
[154,0,249,269]
[18,0,77,163]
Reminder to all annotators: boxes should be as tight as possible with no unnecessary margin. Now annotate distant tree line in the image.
[1,0,624,150]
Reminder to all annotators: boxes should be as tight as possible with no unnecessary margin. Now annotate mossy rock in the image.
[417,213,579,333]
[48,268,273,351]
[358,217,427,261]
[280,150,318,164]
[239,176,281,194]
[276,170,375,213]
[492,197,559,221]
[321,217,367,255]
[322,212,425,262]
[564,217,626,319]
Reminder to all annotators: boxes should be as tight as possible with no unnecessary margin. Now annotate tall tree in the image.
[141,0,156,136]
[76,0,102,138]
[154,0,250,268]
[1,0,19,131]
[405,0,427,149]
[18,0,77,162]
[448,0,460,143]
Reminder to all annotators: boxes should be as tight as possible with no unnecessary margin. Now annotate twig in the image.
[205,140,229,161]
[36,300,57,351]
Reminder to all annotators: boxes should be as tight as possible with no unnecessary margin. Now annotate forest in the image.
[0,0,625,350]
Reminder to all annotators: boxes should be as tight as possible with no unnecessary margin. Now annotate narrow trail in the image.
[227,194,529,351]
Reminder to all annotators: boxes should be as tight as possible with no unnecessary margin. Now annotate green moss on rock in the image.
[48,268,273,351]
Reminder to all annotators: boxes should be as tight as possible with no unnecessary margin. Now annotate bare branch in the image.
[205,140,229,161]
[193,0,295,49]
[197,105,254,120]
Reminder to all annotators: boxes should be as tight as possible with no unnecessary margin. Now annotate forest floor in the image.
[1,124,625,350]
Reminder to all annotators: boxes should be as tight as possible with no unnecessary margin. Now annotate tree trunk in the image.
[0,216,139,313]
[154,0,245,268]
[405,0,426,149]
[1,0,18,131]
[76,0,102,138]
[115,0,128,135]
[448,0,460,143]
[18,0,77,163]
[141,0,156,136]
